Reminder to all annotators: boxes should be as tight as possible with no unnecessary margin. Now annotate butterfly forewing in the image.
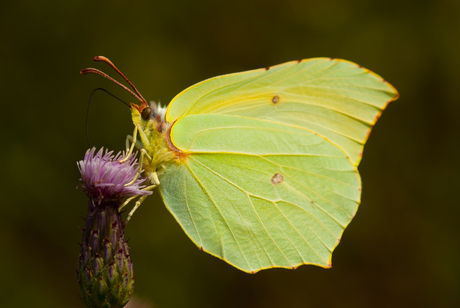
[166,58,398,166]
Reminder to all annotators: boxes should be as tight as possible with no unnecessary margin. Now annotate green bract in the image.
[78,199,134,308]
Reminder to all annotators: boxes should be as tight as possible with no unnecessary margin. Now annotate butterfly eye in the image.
[141,107,152,120]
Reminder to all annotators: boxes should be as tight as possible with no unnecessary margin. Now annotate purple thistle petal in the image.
[77,147,152,201]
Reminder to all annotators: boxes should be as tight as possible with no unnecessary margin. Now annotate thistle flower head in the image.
[77,148,152,201]
[77,147,150,308]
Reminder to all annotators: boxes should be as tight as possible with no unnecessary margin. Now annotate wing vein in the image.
[186,160,253,270]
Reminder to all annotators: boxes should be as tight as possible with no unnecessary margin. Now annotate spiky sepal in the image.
[78,198,134,308]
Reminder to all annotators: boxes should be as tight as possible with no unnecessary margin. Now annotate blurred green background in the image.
[2,0,459,307]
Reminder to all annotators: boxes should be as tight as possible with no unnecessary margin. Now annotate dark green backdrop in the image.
[2,0,459,307]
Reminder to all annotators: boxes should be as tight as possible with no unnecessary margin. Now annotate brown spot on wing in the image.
[271,95,280,104]
[271,173,284,184]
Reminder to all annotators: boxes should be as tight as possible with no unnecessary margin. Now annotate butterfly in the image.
[82,56,398,273]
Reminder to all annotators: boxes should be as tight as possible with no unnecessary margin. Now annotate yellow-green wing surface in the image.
[166,58,398,166]
[159,114,361,272]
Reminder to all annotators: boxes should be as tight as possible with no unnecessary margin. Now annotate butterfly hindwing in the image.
[159,114,360,272]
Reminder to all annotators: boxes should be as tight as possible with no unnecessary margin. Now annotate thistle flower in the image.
[78,148,152,201]
[77,148,152,308]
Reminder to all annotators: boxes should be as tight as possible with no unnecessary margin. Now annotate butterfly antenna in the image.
[85,88,130,147]
[93,56,148,108]
[80,67,144,105]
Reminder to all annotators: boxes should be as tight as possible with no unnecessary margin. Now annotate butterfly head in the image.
[131,101,169,133]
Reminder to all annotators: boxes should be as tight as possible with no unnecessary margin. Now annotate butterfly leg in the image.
[119,195,138,212]
[126,135,145,152]
[125,135,131,153]
[129,147,158,186]
[123,124,157,186]
[125,184,156,222]
[148,169,160,185]
[120,126,139,163]
[123,146,152,187]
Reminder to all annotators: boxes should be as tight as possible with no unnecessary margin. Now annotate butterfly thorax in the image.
[130,103,176,185]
